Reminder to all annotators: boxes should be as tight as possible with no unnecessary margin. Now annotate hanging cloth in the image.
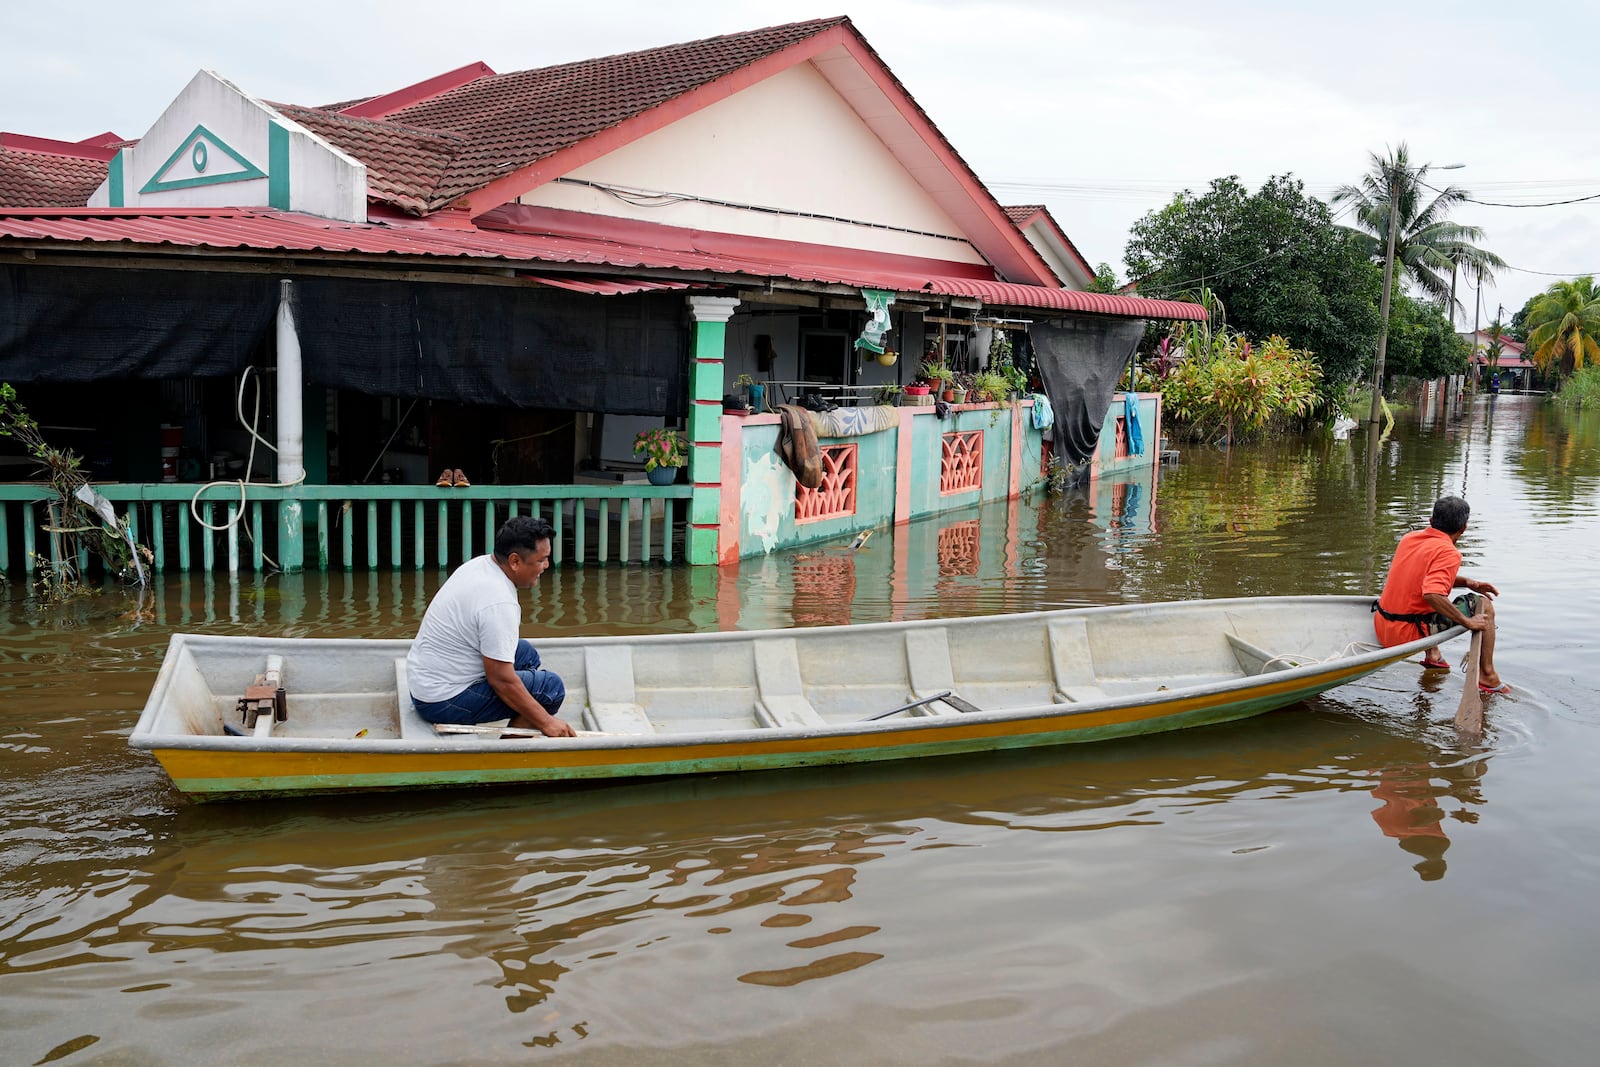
[1030,316,1145,465]
[776,405,823,489]
[854,288,893,354]
[1123,393,1145,456]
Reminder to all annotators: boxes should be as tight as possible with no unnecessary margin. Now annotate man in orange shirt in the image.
[1373,496,1505,692]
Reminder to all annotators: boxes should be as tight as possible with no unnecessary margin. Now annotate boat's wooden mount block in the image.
[582,646,656,733]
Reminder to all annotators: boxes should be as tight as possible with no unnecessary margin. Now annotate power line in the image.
[1415,178,1600,209]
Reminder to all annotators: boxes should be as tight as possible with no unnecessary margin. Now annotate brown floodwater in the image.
[2,393,1597,1065]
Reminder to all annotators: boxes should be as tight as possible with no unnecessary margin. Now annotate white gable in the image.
[1016,218,1091,290]
[88,70,366,222]
[517,62,987,266]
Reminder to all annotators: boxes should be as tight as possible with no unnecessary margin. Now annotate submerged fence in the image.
[0,482,692,575]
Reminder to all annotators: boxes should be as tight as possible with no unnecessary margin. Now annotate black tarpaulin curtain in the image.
[1030,316,1146,466]
[0,266,687,416]
[290,278,686,415]
[0,265,273,381]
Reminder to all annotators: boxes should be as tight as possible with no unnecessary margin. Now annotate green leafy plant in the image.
[0,383,149,598]
[970,370,1009,402]
[633,427,688,472]
[1159,334,1322,445]
[920,361,954,386]
[873,384,904,406]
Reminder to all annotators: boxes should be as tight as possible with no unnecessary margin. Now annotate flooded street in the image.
[3,394,1597,1065]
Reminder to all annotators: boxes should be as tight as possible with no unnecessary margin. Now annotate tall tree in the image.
[1332,144,1506,313]
[1383,294,1473,381]
[1124,174,1382,395]
[1525,276,1600,378]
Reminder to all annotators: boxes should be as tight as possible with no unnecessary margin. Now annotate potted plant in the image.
[873,383,904,407]
[971,369,1008,403]
[735,373,766,413]
[634,427,687,485]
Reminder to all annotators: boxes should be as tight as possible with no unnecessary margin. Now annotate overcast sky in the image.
[7,0,1597,324]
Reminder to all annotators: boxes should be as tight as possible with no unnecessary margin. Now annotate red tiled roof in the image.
[1467,328,1524,353]
[1003,203,1095,285]
[0,135,112,207]
[282,18,848,216]
[0,206,1206,320]
[273,105,465,216]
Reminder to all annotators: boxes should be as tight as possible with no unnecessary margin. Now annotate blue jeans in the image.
[412,640,566,725]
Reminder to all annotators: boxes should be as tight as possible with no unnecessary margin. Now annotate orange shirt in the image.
[1374,527,1461,647]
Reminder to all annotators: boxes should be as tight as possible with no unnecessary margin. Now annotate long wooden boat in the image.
[129,596,1459,800]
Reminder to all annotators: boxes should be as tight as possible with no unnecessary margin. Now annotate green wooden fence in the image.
[0,482,691,575]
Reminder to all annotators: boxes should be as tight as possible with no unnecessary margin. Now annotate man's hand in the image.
[539,716,576,738]
[1464,611,1490,632]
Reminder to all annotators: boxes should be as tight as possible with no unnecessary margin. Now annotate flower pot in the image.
[747,383,766,411]
[876,350,898,367]
[943,387,966,404]
[647,465,679,486]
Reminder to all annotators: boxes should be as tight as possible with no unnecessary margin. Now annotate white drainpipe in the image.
[276,279,305,484]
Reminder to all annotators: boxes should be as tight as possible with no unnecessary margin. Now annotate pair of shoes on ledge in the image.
[435,468,471,487]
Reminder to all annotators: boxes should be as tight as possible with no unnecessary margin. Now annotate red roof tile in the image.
[283,18,848,216]
[0,146,108,207]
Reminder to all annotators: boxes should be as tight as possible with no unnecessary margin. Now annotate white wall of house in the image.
[87,70,366,221]
[518,62,987,265]
[1017,220,1090,289]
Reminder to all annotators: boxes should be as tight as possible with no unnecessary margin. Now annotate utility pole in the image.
[1368,171,1402,425]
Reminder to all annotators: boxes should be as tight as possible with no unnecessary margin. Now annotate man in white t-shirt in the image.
[407,515,575,737]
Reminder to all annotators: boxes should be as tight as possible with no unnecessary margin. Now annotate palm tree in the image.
[1333,144,1506,311]
[1525,277,1600,379]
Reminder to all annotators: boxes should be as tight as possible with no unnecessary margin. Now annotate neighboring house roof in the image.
[1462,328,1524,354]
[0,133,120,207]
[0,206,1206,320]
[1003,204,1096,287]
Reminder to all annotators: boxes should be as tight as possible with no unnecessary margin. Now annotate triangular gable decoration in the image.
[140,124,266,193]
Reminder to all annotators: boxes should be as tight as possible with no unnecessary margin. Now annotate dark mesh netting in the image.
[1030,316,1146,465]
[1,266,687,415]
[291,278,687,415]
[0,265,274,381]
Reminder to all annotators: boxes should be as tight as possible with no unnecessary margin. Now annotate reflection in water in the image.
[1369,760,1487,882]
[1,394,1597,1061]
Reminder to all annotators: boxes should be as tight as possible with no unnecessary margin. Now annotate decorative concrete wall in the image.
[718,399,1053,561]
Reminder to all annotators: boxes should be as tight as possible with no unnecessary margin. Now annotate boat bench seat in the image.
[393,658,510,741]
[1225,633,1300,676]
[753,638,829,730]
[580,646,656,734]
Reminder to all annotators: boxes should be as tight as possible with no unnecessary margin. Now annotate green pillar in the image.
[685,296,740,566]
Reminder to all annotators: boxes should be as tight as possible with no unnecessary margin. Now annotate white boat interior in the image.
[138,597,1426,745]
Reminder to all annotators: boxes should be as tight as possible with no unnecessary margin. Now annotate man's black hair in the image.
[1430,496,1470,536]
[494,515,555,559]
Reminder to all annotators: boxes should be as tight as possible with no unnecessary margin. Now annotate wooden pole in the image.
[1454,630,1485,736]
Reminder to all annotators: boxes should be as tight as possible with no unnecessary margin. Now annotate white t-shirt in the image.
[406,554,523,702]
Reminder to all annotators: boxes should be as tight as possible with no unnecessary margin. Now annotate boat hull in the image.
[131,596,1454,799]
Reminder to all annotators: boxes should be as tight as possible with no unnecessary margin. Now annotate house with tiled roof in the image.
[0,16,1200,571]
[1460,328,1538,390]
[1002,205,1096,291]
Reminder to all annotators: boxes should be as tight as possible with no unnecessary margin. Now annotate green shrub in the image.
[1554,365,1600,409]
[1160,334,1322,443]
